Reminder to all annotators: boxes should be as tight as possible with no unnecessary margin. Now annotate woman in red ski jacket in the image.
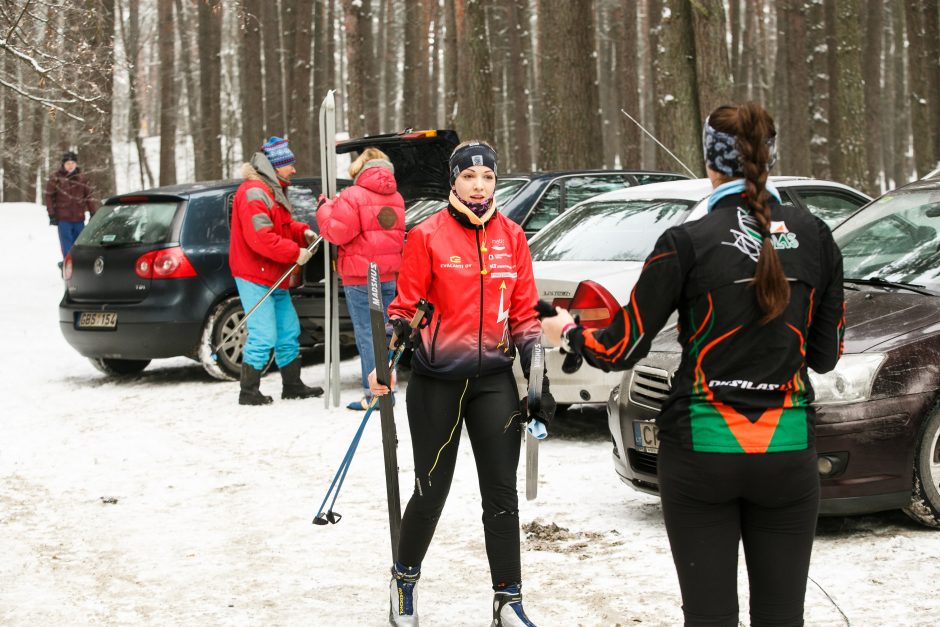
[317,147,405,409]
[371,141,553,627]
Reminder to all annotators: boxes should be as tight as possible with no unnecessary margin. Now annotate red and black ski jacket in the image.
[388,202,542,380]
[567,192,845,454]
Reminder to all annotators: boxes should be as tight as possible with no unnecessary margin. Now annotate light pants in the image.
[235,277,301,371]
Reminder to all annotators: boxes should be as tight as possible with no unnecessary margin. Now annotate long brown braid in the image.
[708,102,790,322]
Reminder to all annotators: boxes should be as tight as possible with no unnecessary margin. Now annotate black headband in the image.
[449,142,498,186]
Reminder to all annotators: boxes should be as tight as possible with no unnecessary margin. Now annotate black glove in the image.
[49,215,58,226]
[519,377,556,427]
[390,317,417,350]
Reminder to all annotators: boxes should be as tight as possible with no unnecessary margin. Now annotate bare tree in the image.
[904,0,936,176]
[195,0,222,180]
[286,0,314,168]
[79,0,116,197]
[457,0,494,141]
[536,0,600,169]
[618,0,641,168]
[924,0,940,167]
[343,0,369,138]
[779,0,811,176]
[826,0,868,191]
[118,0,155,189]
[862,0,883,191]
[654,0,702,175]
[239,0,263,160]
[158,0,177,185]
[261,0,284,135]
[505,0,531,169]
[690,0,732,114]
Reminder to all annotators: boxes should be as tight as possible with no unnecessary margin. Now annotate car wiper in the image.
[843,276,937,296]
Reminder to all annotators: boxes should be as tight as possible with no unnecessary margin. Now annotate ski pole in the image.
[312,299,433,526]
[210,235,324,361]
[311,345,409,526]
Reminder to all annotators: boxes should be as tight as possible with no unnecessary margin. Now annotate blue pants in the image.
[58,220,85,257]
[344,280,396,393]
[235,278,301,371]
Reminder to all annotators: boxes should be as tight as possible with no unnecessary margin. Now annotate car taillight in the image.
[568,280,621,329]
[134,247,197,279]
[63,253,73,280]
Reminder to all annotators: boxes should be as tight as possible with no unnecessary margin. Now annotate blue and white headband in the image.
[702,116,777,177]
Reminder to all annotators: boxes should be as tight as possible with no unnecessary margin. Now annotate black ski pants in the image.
[658,442,820,627]
[397,370,522,588]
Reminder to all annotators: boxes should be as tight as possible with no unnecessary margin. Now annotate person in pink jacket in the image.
[317,147,406,409]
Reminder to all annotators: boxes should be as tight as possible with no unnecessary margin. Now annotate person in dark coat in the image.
[44,151,97,258]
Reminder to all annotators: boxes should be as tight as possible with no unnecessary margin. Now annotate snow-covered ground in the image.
[2,202,939,626]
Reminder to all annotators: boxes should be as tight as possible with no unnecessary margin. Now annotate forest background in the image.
[1,0,939,204]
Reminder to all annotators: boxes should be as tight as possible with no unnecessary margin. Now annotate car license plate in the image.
[633,420,660,454]
[77,312,117,329]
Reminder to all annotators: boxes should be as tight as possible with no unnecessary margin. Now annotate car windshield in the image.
[405,198,446,228]
[528,198,696,261]
[494,177,529,205]
[75,201,179,247]
[835,188,940,290]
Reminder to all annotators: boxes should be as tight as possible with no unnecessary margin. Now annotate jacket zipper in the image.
[475,229,484,376]
[430,314,442,362]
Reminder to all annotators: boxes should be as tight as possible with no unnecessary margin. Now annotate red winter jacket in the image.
[388,201,542,380]
[229,155,309,288]
[316,164,406,285]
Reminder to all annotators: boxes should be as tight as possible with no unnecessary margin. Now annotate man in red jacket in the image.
[229,136,323,405]
[44,151,97,258]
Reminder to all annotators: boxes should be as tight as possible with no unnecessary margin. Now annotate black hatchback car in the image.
[59,130,459,380]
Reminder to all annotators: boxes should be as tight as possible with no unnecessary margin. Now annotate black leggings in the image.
[397,370,522,588]
[658,443,820,627]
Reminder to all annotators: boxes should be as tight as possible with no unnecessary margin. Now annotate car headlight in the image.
[808,353,886,405]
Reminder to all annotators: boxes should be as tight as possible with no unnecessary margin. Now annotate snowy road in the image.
[2,203,939,626]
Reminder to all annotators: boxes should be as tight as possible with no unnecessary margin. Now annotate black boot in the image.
[280,358,323,399]
[239,364,273,406]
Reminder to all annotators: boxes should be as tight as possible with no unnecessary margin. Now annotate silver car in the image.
[517,177,870,409]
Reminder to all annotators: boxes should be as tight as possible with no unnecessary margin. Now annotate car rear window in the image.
[76,201,180,247]
[528,199,695,262]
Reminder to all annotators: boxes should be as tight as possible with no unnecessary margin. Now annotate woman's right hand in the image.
[368,368,397,396]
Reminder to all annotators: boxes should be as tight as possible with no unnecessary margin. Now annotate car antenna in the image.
[620,109,698,178]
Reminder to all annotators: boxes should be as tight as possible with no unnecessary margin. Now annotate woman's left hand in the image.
[368,368,397,396]
[541,307,576,346]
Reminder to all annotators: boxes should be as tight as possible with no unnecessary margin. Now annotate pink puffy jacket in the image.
[316,163,406,285]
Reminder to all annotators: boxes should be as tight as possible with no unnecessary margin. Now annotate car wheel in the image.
[903,406,940,528]
[198,296,272,381]
[89,357,151,376]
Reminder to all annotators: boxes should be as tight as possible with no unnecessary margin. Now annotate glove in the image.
[296,247,313,266]
[519,377,556,427]
[49,216,58,226]
[304,229,317,244]
[390,317,417,350]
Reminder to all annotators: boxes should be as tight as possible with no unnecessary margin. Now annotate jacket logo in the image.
[449,255,461,263]
[377,206,398,230]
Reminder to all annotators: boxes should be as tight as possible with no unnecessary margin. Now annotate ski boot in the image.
[491,584,536,627]
[389,561,420,626]
[279,358,323,399]
[239,364,273,406]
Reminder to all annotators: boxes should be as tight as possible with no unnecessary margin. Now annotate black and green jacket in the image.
[568,191,844,453]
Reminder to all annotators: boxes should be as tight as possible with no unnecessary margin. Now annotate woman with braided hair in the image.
[543,102,845,626]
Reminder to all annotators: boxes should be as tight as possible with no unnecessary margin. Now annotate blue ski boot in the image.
[491,584,536,626]
[389,561,420,626]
